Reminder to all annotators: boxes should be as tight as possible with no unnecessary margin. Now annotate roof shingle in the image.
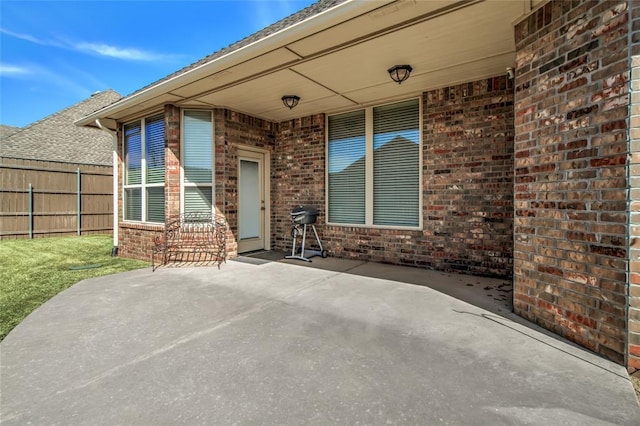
[1,90,122,166]
[0,125,21,139]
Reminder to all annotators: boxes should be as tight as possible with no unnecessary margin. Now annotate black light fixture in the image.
[387,65,413,84]
[281,95,300,109]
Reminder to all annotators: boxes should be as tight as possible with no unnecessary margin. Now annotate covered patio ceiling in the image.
[78,0,534,128]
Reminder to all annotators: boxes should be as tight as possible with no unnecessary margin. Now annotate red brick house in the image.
[78,0,640,370]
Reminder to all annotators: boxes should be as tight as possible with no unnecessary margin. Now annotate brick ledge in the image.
[120,222,164,231]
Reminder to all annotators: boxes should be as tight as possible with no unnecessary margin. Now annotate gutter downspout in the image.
[96,119,119,256]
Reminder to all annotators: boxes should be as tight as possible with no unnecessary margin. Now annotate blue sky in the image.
[0,0,315,128]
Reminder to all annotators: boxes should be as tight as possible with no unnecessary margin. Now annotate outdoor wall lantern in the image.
[281,95,300,109]
[387,65,413,84]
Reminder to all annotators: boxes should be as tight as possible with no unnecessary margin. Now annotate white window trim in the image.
[122,114,165,224]
[325,97,423,230]
[180,109,215,215]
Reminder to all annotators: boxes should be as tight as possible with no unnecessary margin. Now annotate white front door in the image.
[238,148,268,253]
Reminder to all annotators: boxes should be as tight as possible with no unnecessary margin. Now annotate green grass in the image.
[0,235,148,341]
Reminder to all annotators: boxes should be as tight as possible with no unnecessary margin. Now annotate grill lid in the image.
[290,205,319,224]
[291,206,318,216]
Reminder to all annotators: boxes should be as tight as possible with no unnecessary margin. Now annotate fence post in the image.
[28,183,33,239]
[77,168,81,235]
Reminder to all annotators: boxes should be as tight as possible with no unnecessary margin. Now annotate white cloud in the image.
[0,63,33,76]
[0,27,64,48]
[1,26,171,62]
[75,42,169,61]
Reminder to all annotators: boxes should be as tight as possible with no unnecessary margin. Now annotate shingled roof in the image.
[1,90,122,166]
[130,0,348,96]
[0,125,21,139]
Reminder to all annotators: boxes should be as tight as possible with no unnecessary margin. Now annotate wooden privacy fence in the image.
[0,158,113,239]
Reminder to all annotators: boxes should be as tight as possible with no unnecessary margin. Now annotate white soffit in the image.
[260,94,355,122]
[287,0,465,58]
[170,47,302,100]
[195,69,341,110]
[345,51,515,107]
[189,0,525,120]
[291,0,521,99]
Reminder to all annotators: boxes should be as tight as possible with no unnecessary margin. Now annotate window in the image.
[182,110,213,214]
[327,110,366,224]
[124,114,165,223]
[327,98,420,228]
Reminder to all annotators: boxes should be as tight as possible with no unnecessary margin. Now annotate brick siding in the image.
[270,80,514,278]
[215,108,276,256]
[165,104,181,219]
[112,0,638,369]
[119,222,163,261]
[421,79,514,276]
[115,109,174,263]
[513,0,630,365]
[628,2,640,371]
[272,115,326,252]
[117,79,514,278]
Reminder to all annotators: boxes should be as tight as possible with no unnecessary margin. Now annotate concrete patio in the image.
[1,255,639,425]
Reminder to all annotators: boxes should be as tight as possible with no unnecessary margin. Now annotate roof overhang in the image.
[77,0,534,128]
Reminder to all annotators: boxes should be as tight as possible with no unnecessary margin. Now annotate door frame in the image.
[237,145,271,253]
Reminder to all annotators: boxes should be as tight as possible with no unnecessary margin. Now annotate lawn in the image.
[0,235,148,341]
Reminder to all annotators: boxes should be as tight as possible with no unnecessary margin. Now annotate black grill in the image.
[290,206,318,224]
[285,205,327,262]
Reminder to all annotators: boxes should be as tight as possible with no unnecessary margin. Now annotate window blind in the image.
[124,122,141,185]
[145,115,165,184]
[123,114,167,223]
[183,111,213,183]
[125,188,141,221]
[373,99,420,227]
[327,110,366,224]
[184,187,213,214]
[146,187,164,223]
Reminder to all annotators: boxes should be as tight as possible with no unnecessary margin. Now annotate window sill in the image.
[325,222,422,231]
[120,221,165,231]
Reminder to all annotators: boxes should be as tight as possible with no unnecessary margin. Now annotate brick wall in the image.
[115,106,178,263]
[422,78,514,276]
[272,115,326,251]
[629,3,640,371]
[513,0,630,364]
[121,100,511,277]
[216,109,276,256]
[165,104,181,218]
[270,80,514,278]
[119,222,163,261]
